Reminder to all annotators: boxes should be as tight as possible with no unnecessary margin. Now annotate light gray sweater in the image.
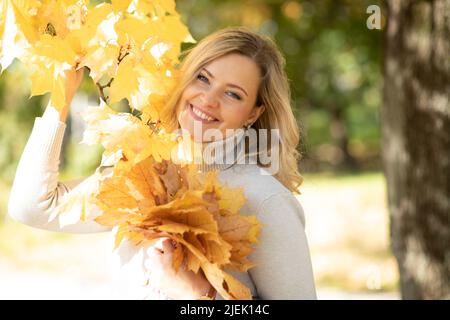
[7,107,317,300]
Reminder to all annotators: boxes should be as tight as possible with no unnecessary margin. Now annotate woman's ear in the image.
[247,104,265,125]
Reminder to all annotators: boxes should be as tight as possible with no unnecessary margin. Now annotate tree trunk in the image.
[330,105,358,170]
[382,0,450,299]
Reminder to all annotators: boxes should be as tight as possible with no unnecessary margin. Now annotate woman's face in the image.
[176,53,265,142]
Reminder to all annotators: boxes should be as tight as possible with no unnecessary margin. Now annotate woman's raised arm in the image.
[7,67,112,234]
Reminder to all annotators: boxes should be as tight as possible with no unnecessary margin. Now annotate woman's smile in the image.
[186,102,221,124]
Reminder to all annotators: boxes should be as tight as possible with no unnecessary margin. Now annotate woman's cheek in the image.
[222,108,243,128]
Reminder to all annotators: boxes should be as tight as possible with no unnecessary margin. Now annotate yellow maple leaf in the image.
[111,0,133,13]
[175,236,252,300]
[171,240,184,271]
[216,214,261,243]
[109,54,139,104]
[95,157,168,227]
[217,185,247,215]
[115,15,156,46]
[81,43,119,82]
[197,171,247,214]
[77,2,116,48]
[0,0,31,72]
[80,100,177,168]
[24,34,79,110]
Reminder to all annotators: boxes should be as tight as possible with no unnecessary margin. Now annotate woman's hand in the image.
[57,66,84,122]
[145,238,216,300]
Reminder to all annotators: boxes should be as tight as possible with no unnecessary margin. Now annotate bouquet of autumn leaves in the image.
[0,0,261,300]
[50,102,262,301]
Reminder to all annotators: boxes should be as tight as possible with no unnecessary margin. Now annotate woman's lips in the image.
[187,103,219,124]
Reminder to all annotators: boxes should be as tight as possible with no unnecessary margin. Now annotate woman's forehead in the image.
[202,53,261,94]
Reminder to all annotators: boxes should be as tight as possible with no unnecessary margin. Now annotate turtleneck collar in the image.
[197,129,247,172]
[174,129,248,172]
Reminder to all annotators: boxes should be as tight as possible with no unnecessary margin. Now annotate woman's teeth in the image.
[191,104,216,121]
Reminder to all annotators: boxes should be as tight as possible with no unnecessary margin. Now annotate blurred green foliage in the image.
[0,62,45,182]
[0,0,383,184]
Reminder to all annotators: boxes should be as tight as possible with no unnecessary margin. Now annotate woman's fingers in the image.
[161,238,175,254]
[151,237,174,256]
[144,238,179,273]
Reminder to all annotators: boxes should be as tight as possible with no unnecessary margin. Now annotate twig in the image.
[96,78,114,102]
[95,45,130,104]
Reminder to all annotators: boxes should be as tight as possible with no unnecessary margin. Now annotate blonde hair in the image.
[161,26,303,194]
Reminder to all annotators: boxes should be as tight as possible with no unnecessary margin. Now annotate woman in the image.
[8,26,317,300]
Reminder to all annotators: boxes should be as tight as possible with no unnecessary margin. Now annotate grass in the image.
[299,171,399,293]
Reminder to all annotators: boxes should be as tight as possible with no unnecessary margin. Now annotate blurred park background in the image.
[0,0,448,299]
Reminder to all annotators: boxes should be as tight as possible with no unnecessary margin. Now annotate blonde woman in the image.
[8,26,316,300]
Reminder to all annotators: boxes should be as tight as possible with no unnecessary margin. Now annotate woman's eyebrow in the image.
[202,67,248,96]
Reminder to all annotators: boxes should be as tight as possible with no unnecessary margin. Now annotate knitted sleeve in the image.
[7,106,111,233]
[249,192,317,299]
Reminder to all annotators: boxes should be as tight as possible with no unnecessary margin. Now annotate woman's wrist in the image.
[59,107,69,122]
[45,98,73,122]
[43,101,67,123]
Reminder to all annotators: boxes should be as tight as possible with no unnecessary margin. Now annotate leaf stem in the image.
[95,45,130,104]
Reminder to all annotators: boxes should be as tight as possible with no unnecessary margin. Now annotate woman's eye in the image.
[197,74,209,83]
[197,73,241,100]
[227,91,242,100]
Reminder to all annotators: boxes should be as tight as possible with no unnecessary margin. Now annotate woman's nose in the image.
[200,92,219,108]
